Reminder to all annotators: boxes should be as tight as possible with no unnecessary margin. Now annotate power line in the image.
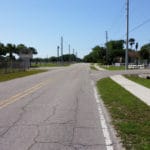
[130,18,150,33]
[108,2,126,39]
[120,17,150,39]
[109,2,126,31]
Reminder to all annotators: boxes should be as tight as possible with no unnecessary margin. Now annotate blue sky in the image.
[0,0,149,58]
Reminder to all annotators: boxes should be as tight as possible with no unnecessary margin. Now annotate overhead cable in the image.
[130,18,150,33]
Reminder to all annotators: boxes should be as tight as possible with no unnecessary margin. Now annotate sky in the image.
[0,0,150,58]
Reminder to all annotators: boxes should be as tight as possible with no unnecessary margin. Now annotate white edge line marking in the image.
[92,81,114,150]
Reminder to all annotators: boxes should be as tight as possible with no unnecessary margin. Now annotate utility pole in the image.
[106,31,108,64]
[69,44,70,55]
[61,36,63,63]
[106,31,108,44]
[69,44,71,62]
[76,51,78,62]
[125,0,129,70]
[57,46,60,63]
[73,49,75,62]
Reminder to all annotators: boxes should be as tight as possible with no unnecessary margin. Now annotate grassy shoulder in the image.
[0,69,47,82]
[97,78,150,150]
[31,63,70,67]
[98,64,125,70]
[125,75,150,89]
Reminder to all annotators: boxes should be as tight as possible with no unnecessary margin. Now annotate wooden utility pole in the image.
[106,31,108,64]
[125,0,129,70]
[57,46,60,63]
[61,36,63,63]
[73,49,75,62]
[69,44,71,62]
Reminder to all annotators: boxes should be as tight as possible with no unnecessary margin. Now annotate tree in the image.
[0,43,6,56]
[106,40,125,64]
[49,56,57,62]
[6,43,16,60]
[28,47,37,55]
[129,38,135,49]
[106,40,124,50]
[91,46,106,62]
[83,46,106,63]
[16,44,28,54]
[135,42,138,51]
[83,53,94,62]
[0,42,38,62]
[139,43,150,61]
[16,44,38,56]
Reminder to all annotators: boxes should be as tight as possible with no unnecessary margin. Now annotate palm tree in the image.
[28,47,37,55]
[16,44,37,55]
[16,44,28,55]
[6,43,16,60]
[135,42,138,51]
[129,38,135,49]
[0,43,6,56]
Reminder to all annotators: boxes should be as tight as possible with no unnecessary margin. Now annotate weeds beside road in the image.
[0,69,47,82]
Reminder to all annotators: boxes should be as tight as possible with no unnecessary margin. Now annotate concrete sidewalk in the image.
[94,64,105,71]
[111,75,150,106]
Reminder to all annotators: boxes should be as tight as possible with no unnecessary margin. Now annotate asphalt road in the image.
[0,63,150,150]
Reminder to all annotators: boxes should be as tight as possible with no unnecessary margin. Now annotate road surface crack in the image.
[42,105,57,123]
[0,92,43,137]
[27,125,40,150]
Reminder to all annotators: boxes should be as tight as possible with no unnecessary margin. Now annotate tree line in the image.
[83,39,150,64]
[32,54,82,64]
[0,42,37,61]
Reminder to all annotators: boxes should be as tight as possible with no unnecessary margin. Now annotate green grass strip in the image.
[97,78,150,150]
[125,75,150,89]
[98,64,125,70]
[0,70,47,82]
[31,63,70,67]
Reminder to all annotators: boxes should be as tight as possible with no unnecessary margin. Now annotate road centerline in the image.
[0,78,52,109]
